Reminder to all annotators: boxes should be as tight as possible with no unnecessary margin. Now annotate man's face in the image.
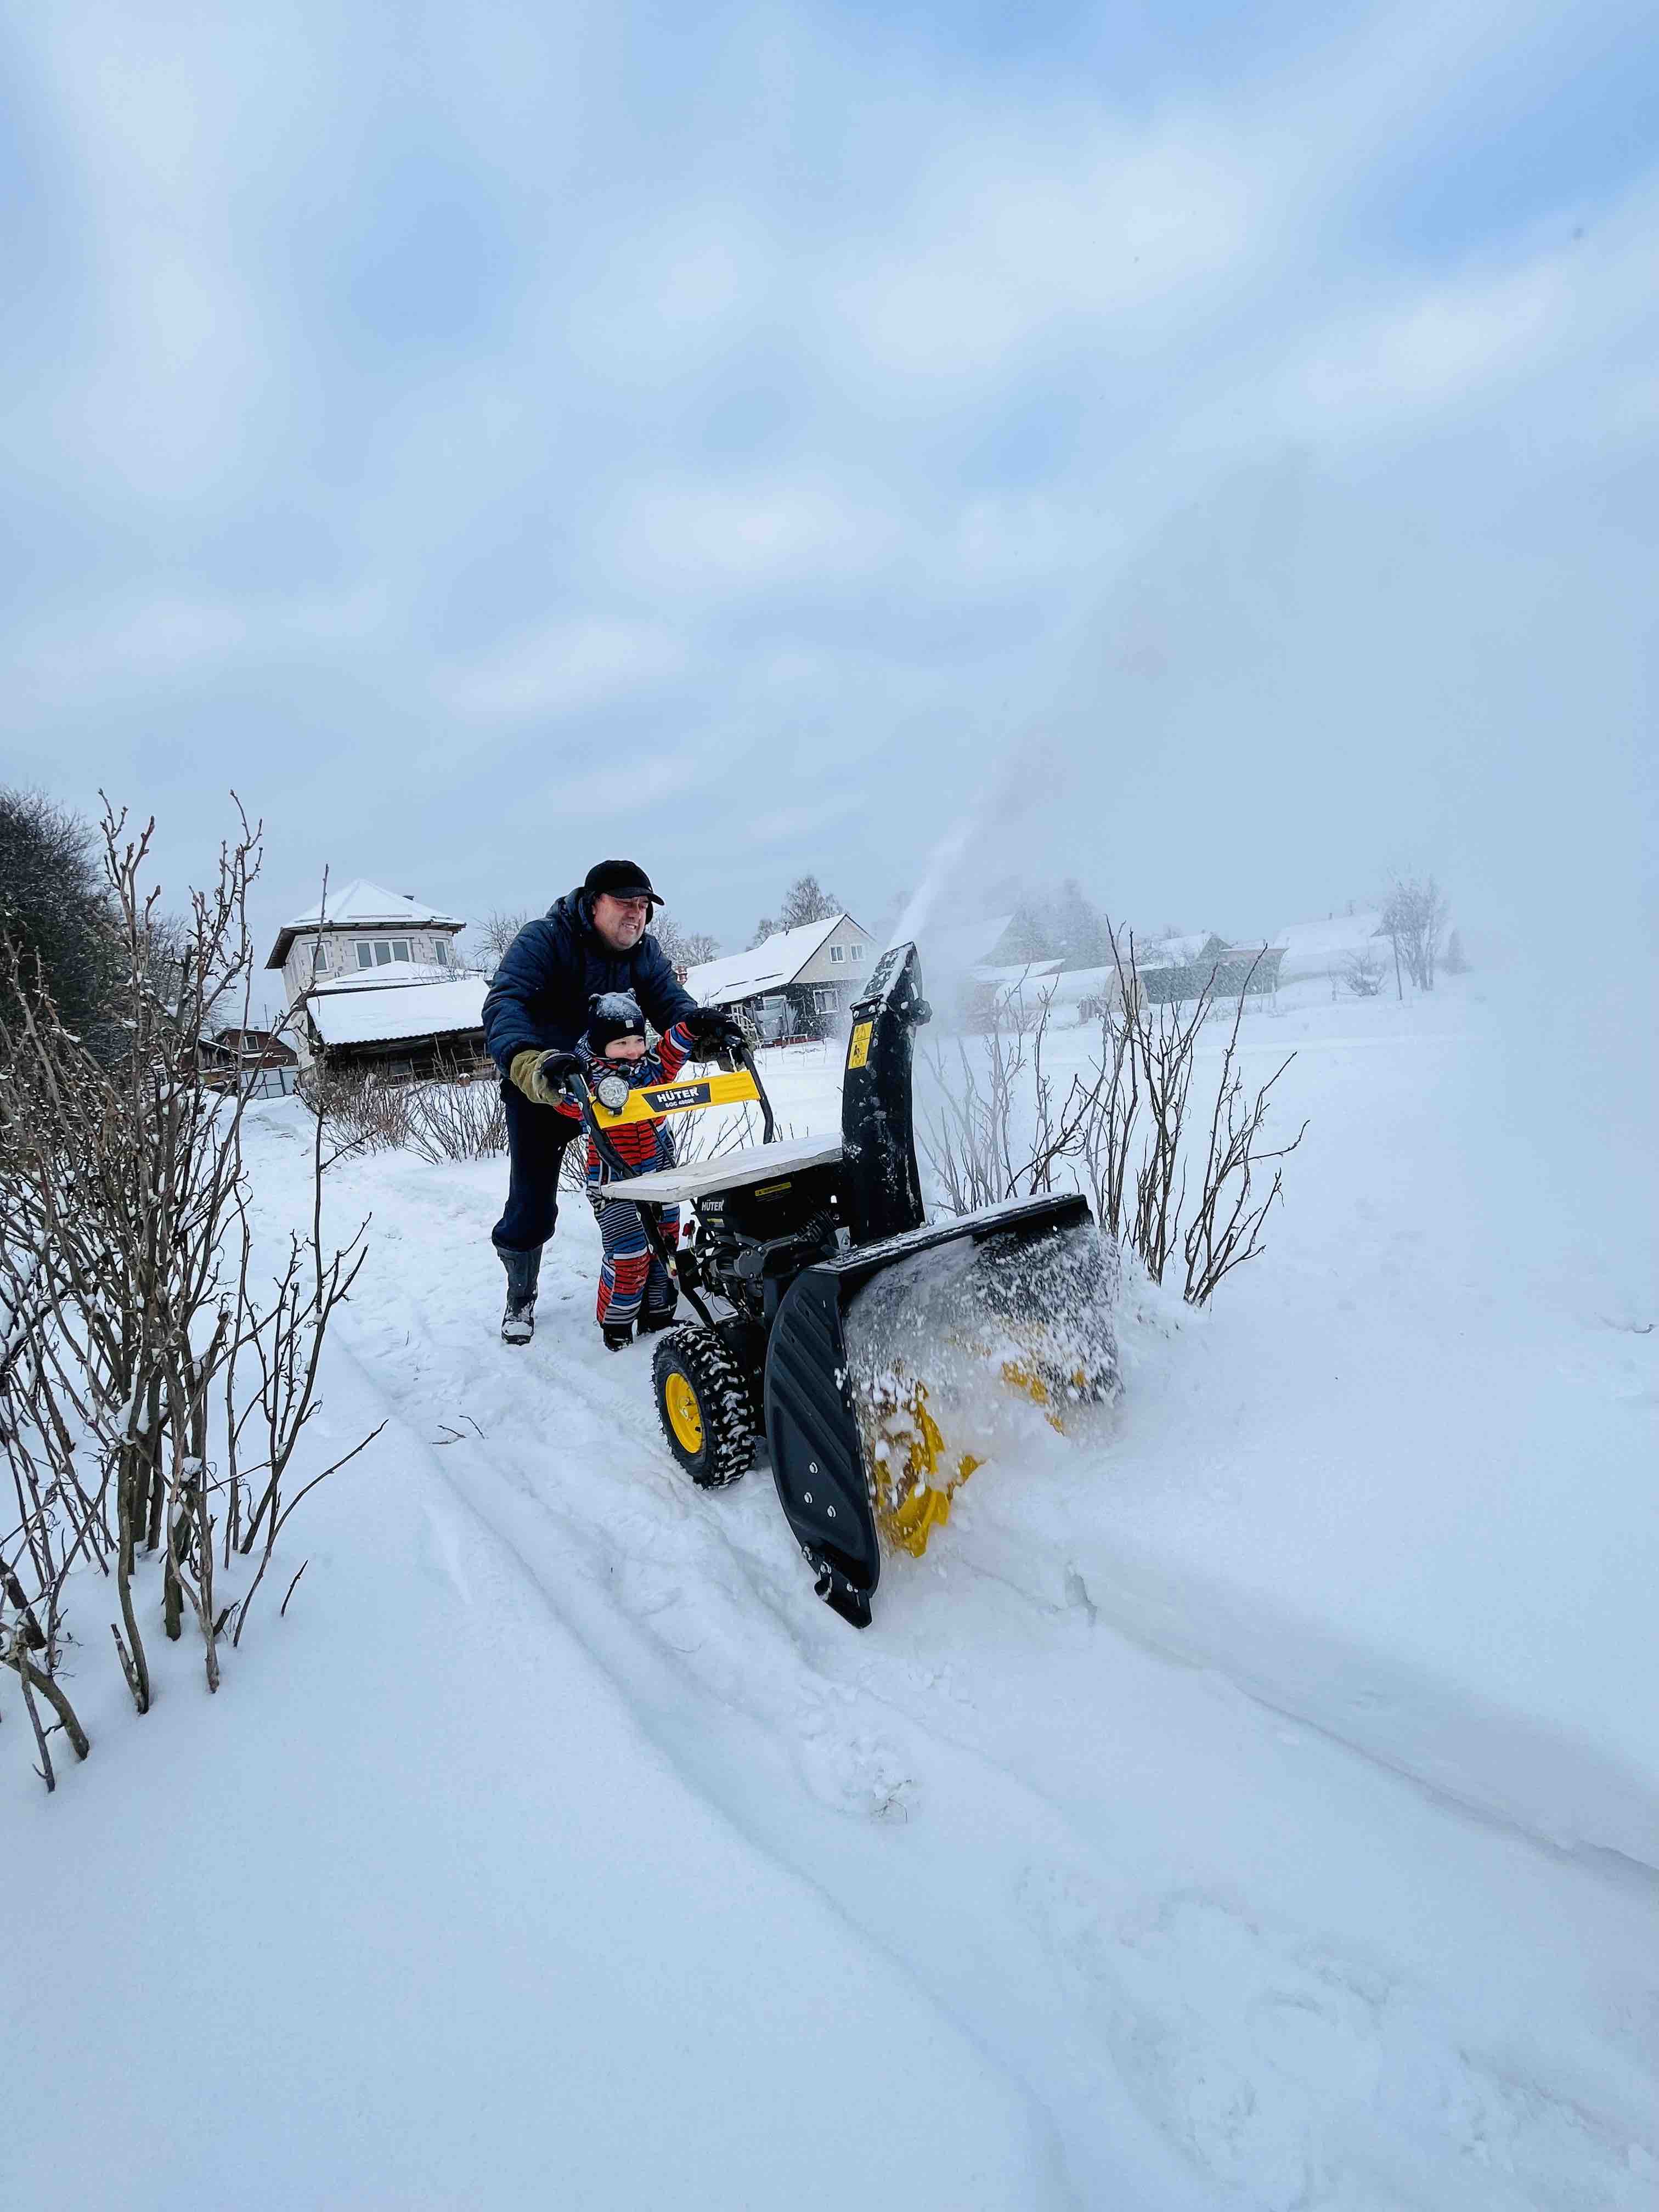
[591,892,650,952]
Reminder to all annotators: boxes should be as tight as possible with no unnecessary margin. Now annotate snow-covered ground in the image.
[8,976,1657,2209]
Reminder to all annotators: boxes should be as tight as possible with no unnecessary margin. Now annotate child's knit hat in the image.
[586,991,647,1053]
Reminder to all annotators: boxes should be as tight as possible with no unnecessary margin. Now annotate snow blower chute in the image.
[561,943,1119,1627]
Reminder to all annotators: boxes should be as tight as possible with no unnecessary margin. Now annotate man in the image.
[482,860,730,1344]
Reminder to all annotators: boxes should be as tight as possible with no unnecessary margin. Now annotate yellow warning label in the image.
[847,1020,873,1070]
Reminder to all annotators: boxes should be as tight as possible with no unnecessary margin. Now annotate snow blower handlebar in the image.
[556,1038,777,1159]
[555,1043,780,1332]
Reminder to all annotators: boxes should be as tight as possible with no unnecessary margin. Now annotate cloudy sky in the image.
[2,0,1654,987]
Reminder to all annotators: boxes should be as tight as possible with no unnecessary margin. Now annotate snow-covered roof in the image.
[308,976,488,1049]
[1036,963,1118,1006]
[266,879,467,969]
[1271,911,1384,980]
[314,962,454,991]
[685,915,861,1005]
[972,960,1063,987]
[1137,932,1214,968]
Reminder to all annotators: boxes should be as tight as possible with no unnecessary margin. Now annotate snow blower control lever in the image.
[557,944,1118,1628]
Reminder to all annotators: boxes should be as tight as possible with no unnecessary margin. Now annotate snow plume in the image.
[887,743,1058,954]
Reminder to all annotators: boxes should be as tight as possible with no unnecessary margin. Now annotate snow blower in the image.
[560,943,1119,1627]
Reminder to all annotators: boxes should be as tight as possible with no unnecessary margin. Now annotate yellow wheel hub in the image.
[664,1372,704,1454]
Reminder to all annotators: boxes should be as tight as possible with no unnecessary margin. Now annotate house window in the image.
[849,943,865,962]
[432,940,450,967]
[357,943,375,970]
[813,986,839,1014]
[830,943,844,964]
[391,940,411,962]
[311,943,329,975]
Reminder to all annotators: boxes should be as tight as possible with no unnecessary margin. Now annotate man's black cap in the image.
[584,859,663,906]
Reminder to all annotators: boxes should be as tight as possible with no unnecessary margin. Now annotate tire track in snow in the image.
[328,1198,1657,2210]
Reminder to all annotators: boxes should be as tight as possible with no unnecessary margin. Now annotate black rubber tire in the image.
[652,1326,755,1489]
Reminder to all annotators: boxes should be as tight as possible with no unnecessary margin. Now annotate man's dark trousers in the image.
[492,1084,579,1254]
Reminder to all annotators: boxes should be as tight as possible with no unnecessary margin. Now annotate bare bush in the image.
[1181,989,1308,1305]
[300,1065,414,1155]
[404,1070,506,1164]
[916,925,1306,1306]
[0,805,376,1792]
[1342,946,1386,997]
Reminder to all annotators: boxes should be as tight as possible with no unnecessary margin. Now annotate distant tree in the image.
[751,872,841,947]
[778,873,840,929]
[1381,876,1448,992]
[0,786,122,1054]
[1442,928,1469,975]
[464,909,530,975]
[652,913,720,972]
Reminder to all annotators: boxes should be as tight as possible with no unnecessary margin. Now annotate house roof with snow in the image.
[265,879,467,970]
[307,975,488,1049]
[1135,931,1219,969]
[1270,911,1384,980]
[685,915,861,1006]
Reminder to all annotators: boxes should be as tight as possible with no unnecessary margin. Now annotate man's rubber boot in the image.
[639,1301,678,1333]
[602,1322,634,1353]
[499,1244,541,1345]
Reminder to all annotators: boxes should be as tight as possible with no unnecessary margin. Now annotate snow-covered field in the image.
[8,977,1657,2209]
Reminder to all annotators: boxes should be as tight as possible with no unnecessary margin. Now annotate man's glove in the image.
[510,1047,582,1106]
[683,1006,746,1054]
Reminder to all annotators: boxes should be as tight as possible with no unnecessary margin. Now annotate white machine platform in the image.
[613,1132,843,1206]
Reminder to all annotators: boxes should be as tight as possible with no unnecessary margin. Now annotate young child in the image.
[577,990,697,1350]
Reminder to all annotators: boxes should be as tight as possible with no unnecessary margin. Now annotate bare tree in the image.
[1381,876,1448,992]
[752,873,840,947]
[462,909,531,975]
[652,913,721,973]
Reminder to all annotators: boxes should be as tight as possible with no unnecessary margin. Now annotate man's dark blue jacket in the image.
[482,889,697,1080]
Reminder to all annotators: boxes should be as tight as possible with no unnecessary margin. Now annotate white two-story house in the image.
[264,879,486,1076]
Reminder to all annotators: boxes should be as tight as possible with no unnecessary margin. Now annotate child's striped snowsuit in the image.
[581,1020,695,1330]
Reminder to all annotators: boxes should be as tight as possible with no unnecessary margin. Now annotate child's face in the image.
[604,1035,647,1062]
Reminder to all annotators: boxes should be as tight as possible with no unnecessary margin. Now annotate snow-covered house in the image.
[198,1025,300,1098]
[1135,933,1284,1005]
[265,879,467,1002]
[1270,910,1386,986]
[302,974,490,1079]
[264,879,486,1076]
[685,914,877,1042]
